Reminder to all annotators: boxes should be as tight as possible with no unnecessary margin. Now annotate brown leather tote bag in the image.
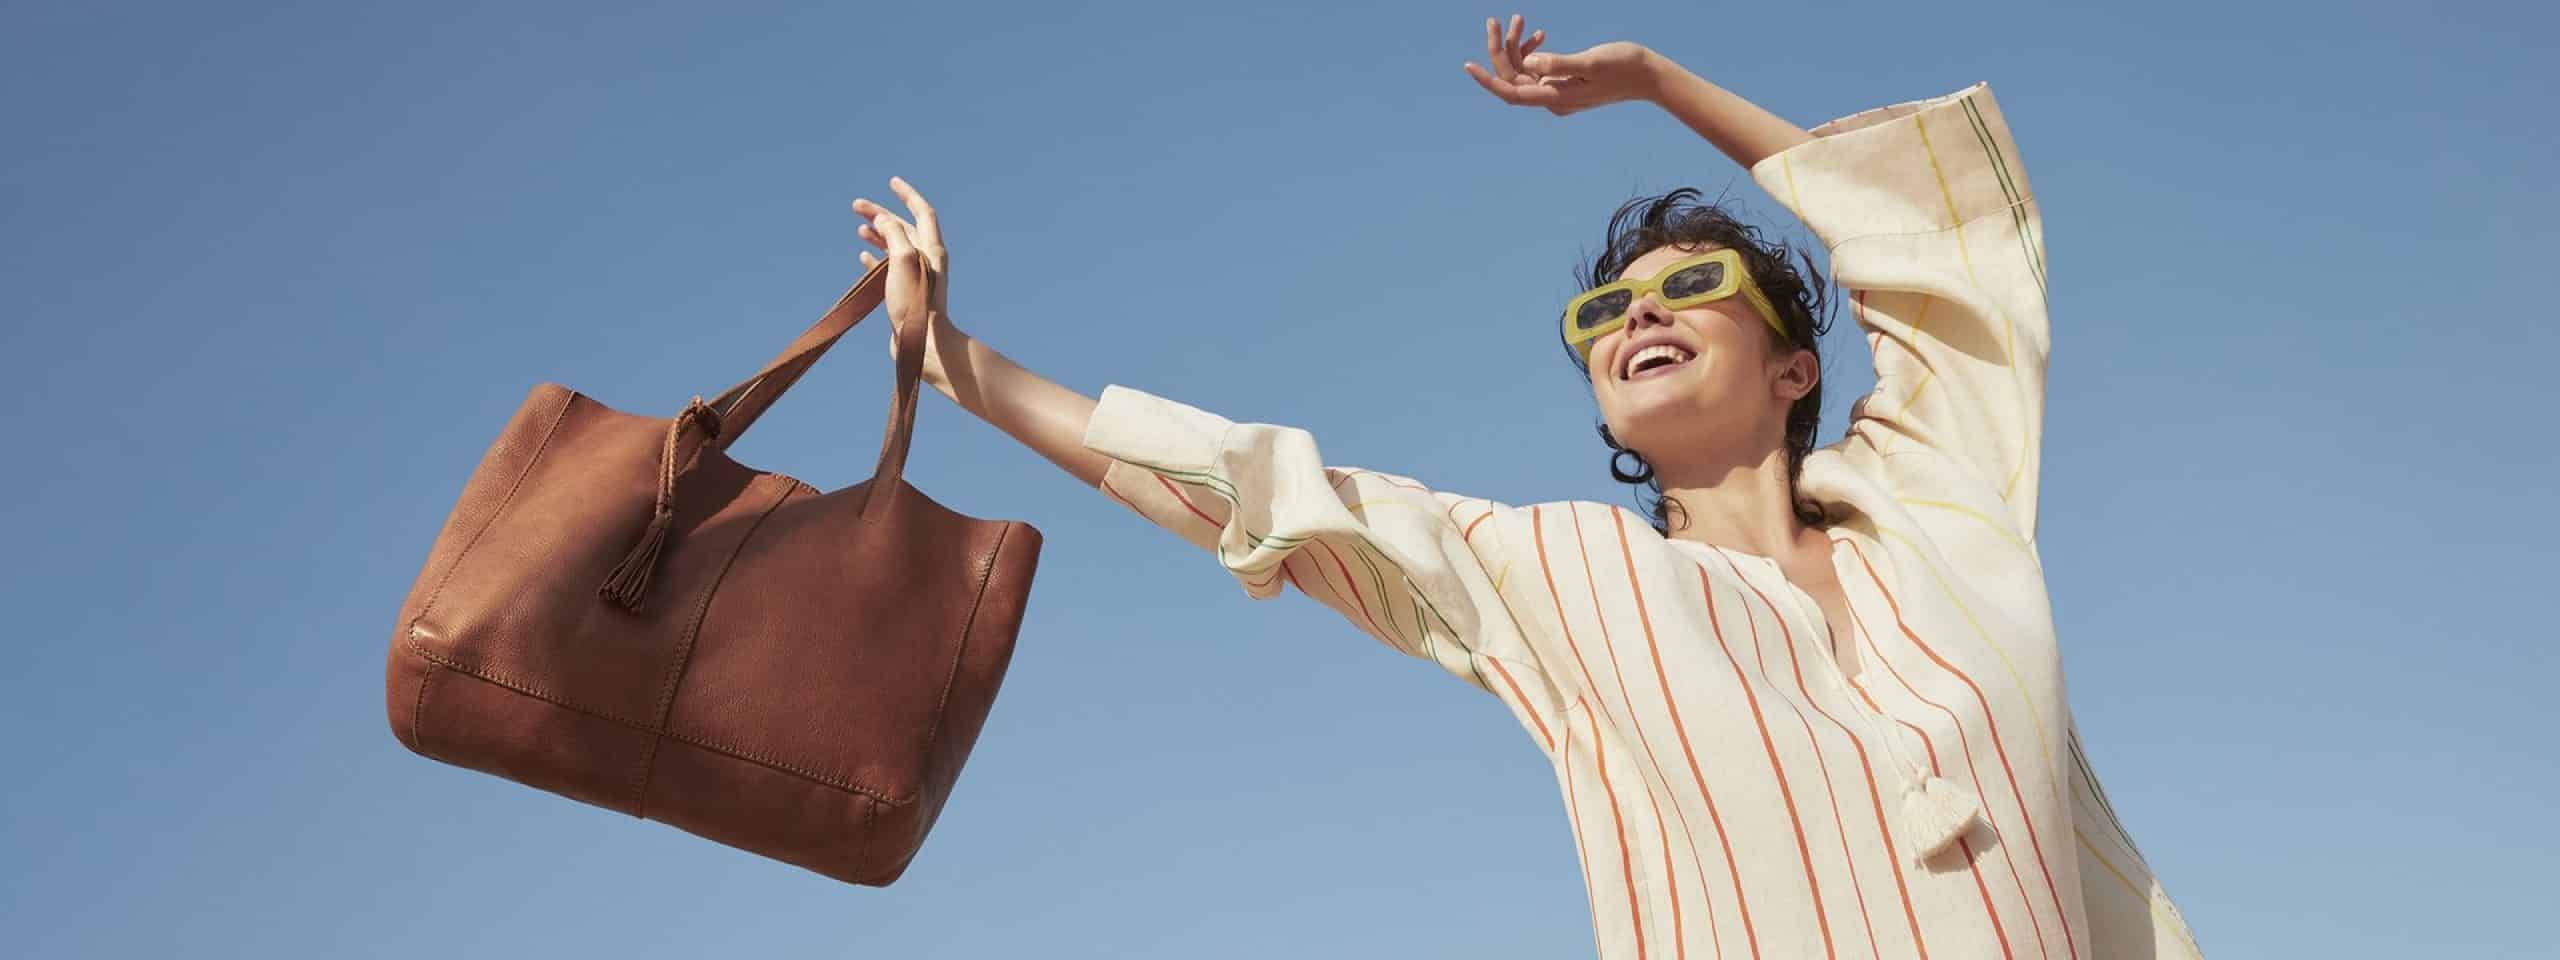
[385,262,1040,886]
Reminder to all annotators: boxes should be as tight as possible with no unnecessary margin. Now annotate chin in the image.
[1607,384,1737,452]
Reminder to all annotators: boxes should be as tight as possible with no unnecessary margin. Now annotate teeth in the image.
[1625,344,1695,378]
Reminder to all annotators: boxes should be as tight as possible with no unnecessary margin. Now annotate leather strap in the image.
[708,260,927,523]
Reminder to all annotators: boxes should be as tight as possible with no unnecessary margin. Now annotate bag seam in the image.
[400,632,910,804]
[409,661,441,761]
[629,474,800,815]
[915,520,1008,760]
[406,389,576,653]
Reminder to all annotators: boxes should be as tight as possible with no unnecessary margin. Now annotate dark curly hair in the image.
[1561,188,1835,535]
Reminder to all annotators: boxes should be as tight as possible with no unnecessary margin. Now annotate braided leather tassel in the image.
[600,505,675,612]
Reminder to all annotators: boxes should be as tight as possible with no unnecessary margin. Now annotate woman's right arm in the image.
[851,182,1563,723]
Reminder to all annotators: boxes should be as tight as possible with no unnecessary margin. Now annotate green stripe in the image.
[1348,541,1412,653]
[2068,730,2149,868]
[1144,465,1242,505]
[1961,97,2047,300]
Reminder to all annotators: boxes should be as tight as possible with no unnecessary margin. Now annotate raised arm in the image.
[1464,14,1811,168]
[848,181,1562,725]
[1470,22,2049,540]
[1748,86,2050,541]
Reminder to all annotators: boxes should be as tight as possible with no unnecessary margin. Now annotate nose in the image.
[1625,293,1676,333]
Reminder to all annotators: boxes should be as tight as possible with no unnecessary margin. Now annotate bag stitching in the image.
[854,793,878,883]
[917,520,1008,758]
[407,389,575,650]
[399,634,909,804]
[410,662,440,761]
[630,475,799,814]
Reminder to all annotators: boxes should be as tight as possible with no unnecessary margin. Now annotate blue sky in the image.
[3,1,2551,957]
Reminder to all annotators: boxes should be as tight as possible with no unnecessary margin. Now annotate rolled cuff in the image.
[1749,82,2034,248]
[1081,384,1233,475]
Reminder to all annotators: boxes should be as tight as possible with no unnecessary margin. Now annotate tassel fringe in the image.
[1901,775,1988,867]
[600,506,675,612]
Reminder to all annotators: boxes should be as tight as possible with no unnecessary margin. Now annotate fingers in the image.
[1463,60,1562,106]
[1504,16,1542,70]
[1523,49,1583,76]
[886,175,943,265]
[851,197,902,249]
[1471,14,1566,104]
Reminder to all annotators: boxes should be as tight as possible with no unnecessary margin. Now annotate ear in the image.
[1771,347,1819,403]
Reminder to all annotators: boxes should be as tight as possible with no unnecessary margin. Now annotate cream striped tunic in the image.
[1080,83,2201,959]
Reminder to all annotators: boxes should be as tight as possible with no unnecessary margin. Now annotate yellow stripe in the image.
[1877,294,1935,457]
[1342,498,1442,517]
[1914,111,2032,501]
[1898,498,2031,553]
[1781,150,1808,215]
[2075,829,2203,958]
[1915,112,1965,227]
[1872,522,2060,788]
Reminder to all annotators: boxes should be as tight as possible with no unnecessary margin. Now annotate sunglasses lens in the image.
[1663,259,1726,300]
[1574,289,1634,333]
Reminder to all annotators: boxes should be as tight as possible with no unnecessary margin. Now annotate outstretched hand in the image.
[1462,14,1660,116]
[852,177,962,392]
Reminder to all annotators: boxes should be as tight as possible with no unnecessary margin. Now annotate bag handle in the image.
[707,261,926,523]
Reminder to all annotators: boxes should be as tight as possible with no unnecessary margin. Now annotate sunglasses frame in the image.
[1562,248,1788,368]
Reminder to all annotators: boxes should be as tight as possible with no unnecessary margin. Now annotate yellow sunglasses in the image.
[1562,248,1786,367]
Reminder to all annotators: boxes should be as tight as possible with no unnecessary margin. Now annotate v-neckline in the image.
[1665,536,1864,682]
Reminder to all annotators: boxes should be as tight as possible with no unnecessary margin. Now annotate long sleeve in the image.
[1080,385,1551,701]
[1752,82,2050,542]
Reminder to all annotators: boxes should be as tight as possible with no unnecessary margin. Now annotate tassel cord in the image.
[600,398,722,611]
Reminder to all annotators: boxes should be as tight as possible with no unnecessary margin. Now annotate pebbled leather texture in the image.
[386,263,1042,886]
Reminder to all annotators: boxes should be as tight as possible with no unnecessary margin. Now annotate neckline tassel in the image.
[1901,775,1989,867]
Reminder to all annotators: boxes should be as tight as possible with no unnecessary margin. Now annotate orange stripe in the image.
[1842,598,2018,960]
[1307,537,1392,648]
[1648,791,1691,959]
[1562,514,1757,957]
[1293,541,1396,654]
[1588,693,1651,960]
[1149,472,1222,531]
[1608,512,1737,959]
[1463,510,1493,544]
[1694,562,1833,959]
[1101,475,1143,515]
[1578,511,1699,960]
[1724,550,1929,957]
[1486,657,1555,751]
[1564,710,1609,960]
[1711,551,1880,959]
[1843,539,2069,959]
[1531,506,1647,959]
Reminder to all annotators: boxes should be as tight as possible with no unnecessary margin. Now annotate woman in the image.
[853,16,2199,959]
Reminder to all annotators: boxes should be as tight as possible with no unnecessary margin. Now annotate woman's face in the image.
[1587,244,1810,473]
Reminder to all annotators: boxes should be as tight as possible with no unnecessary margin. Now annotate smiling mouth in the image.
[1621,345,1698,381]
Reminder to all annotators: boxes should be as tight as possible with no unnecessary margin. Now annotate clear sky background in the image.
[4,1,2551,957]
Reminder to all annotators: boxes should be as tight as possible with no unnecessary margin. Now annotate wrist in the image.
[923,318,972,401]
[1635,47,1685,104]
